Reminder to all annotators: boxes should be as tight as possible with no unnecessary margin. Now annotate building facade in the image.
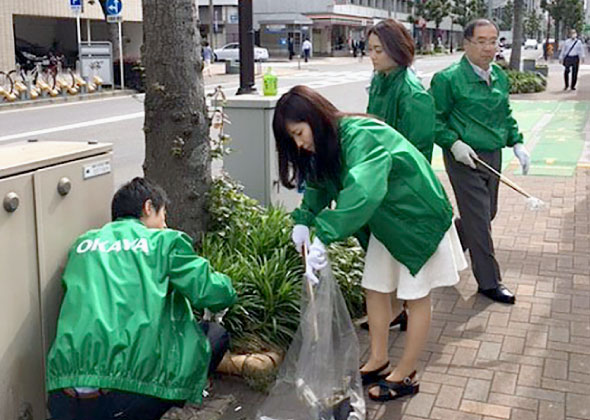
[0,0,241,73]
[0,0,144,72]
[253,0,461,57]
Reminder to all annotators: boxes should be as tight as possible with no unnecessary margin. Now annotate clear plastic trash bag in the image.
[256,263,366,420]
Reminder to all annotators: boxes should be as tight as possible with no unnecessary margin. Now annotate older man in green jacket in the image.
[46,178,237,420]
[429,19,530,305]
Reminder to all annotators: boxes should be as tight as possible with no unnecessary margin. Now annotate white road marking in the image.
[0,112,144,143]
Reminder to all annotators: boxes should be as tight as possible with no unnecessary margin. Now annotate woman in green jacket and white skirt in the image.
[273,86,466,401]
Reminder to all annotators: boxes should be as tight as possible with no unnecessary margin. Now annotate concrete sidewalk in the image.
[162,61,590,420]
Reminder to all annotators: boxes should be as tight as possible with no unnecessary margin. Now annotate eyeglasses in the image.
[467,39,498,48]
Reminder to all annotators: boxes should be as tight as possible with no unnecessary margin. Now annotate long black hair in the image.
[273,86,343,189]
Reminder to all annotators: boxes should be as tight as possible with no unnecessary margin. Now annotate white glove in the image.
[291,224,311,254]
[203,308,228,323]
[305,238,328,285]
[450,140,477,169]
[513,143,530,175]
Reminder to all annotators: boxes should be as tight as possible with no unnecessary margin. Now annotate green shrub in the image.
[506,69,547,94]
[199,174,365,353]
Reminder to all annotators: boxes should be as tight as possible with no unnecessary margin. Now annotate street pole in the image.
[87,19,92,42]
[545,11,551,60]
[209,0,215,49]
[394,0,398,19]
[237,0,256,95]
[76,15,82,46]
[118,20,124,90]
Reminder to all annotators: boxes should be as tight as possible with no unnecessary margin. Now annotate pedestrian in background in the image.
[202,41,213,77]
[358,37,366,61]
[560,29,585,90]
[276,86,466,401]
[288,37,295,60]
[302,38,312,62]
[429,19,530,305]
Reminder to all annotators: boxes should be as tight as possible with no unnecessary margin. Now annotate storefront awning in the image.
[305,13,370,27]
[256,13,313,26]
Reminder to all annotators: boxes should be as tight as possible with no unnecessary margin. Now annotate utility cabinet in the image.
[222,95,302,211]
[0,140,113,420]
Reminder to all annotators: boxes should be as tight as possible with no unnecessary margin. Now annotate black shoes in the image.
[572,87,577,90]
[360,361,390,386]
[368,370,420,401]
[360,310,408,332]
[478,284,515,304]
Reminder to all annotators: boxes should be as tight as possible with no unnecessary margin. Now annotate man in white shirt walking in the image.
[302,38,312,62]
[560,29,586,90]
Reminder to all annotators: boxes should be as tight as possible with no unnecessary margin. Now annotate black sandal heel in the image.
[369,371,419,402]
[360,361,390,386]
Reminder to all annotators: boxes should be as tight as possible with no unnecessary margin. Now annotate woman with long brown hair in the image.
[275,86,466,401]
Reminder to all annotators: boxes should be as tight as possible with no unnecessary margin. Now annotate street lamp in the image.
[236,0,256,95]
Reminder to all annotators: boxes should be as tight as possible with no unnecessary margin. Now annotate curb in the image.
[0,89,137,111]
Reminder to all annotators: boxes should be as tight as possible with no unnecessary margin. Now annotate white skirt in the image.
[361,222,468,300]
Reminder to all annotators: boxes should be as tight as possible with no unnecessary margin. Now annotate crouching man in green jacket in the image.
[46,177,237,420]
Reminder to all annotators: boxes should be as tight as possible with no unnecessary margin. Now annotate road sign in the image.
[106,0,122,16]
[107,14,123,23]
[70,0,82,14]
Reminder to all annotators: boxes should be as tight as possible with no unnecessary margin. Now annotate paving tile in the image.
[526,330,548,349]
[430,407,483,420]
[569,353,590,373]
[463,378,491,402]
[491,372,518,395]
[518,365,543,387]
[502,337,525,354]
[510,408,537,420]
[451,347,479,367]
[516,385,565,403]
[459,400,511,419]
[543,358,568,380]
[434,385,463,410]
[566,393,590,419]
[539,401,565,420]
[403,392,435,418]
[549,325,571,343]
[477,342,502,361]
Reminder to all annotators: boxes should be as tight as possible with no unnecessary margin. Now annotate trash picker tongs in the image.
[302,244,319,342]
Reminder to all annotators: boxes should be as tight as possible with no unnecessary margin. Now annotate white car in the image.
[213,43,269,62]
[524,39,538,50]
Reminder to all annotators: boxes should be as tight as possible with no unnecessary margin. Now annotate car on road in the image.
[213,43,269,62]
[524,39,539,50]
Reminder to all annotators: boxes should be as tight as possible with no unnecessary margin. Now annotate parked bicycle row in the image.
[0,63,104,103]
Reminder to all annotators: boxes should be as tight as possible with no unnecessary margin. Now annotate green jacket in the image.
[367,67,435,162]
[292,117,453,276]
[429,56,523,151]
[46,218,237,403]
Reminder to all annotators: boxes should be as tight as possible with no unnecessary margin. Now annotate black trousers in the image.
[48,322,230,420]
[564,56,580,89]
[443,149,502,290]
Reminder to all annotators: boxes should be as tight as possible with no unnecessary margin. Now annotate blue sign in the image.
[106,0,122,15]
[70,0,82,13]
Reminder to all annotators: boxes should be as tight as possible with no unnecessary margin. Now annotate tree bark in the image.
[142,0,210,240]
[510,0,525,70]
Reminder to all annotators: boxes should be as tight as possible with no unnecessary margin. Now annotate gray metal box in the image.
[0,140,113,420]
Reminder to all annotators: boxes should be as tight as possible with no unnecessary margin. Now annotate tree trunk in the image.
[142,0,210,241]
[510,0,525,70]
